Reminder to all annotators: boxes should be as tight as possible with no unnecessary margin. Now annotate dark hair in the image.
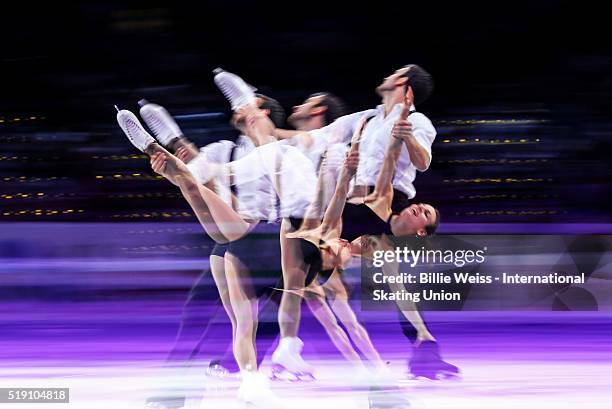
[424,208,441,236]
[308,92,347,125]
[255,93,286,128]
[400,64,434,106]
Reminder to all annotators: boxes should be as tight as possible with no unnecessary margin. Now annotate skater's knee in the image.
[325,320,344,339]
[345,321,366,338]
[304,286,324,302]
[284,269,307,288]
[311,305,340,329]
[235,316,254,335]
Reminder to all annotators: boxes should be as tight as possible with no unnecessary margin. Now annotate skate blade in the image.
[270,364,315,382]
[205,369,241,380]
[405,371,461,381]
[435,370,461,380]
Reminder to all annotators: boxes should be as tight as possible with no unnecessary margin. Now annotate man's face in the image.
[230,97,265,131]
[287,94,326,127]
[396,203,437,236]
[376,66,411,95]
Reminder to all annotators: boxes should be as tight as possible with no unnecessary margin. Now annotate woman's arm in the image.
[300,162,333,230]
[320,147,359,235]
[369,103,411,199]
[300,145,347,229]
[319,117,370,234]
[371,137,403,198]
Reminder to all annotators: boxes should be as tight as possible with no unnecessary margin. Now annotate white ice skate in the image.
[238,370,286,409]
[271,337,315,382]
[116,108,156,152]
[213,68,257,110]
[138,99,184,147]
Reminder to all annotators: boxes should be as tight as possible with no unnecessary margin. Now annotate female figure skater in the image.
[142,95,391,380]
[117,102,369,407]
[117,105,297,409]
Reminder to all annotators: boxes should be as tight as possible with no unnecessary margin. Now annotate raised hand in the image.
[176,146,191,163]
[343,150,360,176]
[391,94,413,142]
[150,152,168,176]
[150,150,190,185]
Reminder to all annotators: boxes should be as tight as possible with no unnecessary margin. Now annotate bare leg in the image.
[383,261,435,343]
[178,178,253,242]
[325,273,385,369]
[224,253,259,371]
[304,282,364,368]
[148,144,253,243]
[209,254,237,346]
[278,219,308,338]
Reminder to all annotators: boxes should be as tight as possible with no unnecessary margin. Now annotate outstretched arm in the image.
[300,145,347,229]
[300,159,334,230]
[319,116,370,234]
[371,134,403,198]
[370,101,412,198]
[320,138,361,235]
[395,90,431,171]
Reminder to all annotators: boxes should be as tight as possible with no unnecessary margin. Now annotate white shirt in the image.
[309,103,436,199]
[226,142,316,219]
[187,135,279,222]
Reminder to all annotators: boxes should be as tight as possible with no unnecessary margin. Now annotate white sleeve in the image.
[185,140,234,185]
[185,154,214,185]
[227,142,316,196]
[227,142,280,185]
[410,113,436,171]
[290,110,368,168]
[199,140,235,163]
[309,110,369,147]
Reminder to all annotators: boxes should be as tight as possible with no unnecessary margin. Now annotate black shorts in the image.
[288,217,303,232]
[287,219,334,286]
[226,222,283,298]
[210,242,229,258]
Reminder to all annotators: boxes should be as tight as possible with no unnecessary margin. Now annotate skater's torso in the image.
[341,202,394,242]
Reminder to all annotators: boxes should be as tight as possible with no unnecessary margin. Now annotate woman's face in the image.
[395,203,438,236]
[325,238,354,269]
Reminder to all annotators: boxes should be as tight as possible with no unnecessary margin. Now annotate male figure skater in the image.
[283,93,389,372]
[275,65,459,379]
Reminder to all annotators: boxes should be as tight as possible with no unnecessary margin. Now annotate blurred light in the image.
[443,177,549,184]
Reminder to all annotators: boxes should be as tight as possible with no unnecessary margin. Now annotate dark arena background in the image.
[1,2,611,409]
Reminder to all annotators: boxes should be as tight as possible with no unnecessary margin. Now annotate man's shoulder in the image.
[409,111,435,130]
[408,111,432,122]
[336,108,379,123]
[203,139,236,149]
[200,139,236,161]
